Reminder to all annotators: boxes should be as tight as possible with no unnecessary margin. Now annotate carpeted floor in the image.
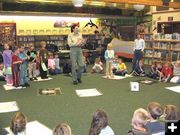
[0,63,180,135]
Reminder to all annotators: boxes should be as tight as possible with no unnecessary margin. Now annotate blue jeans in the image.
[132,50,143,70]
[20,63,29,85]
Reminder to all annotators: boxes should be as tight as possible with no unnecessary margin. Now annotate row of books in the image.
[145,43,180,50]
[171,43,180,50]
[18,35,67,42]
[154,42,170,49]
[144,58,153,65]
[144,50,169,58]
[154,33,180,40]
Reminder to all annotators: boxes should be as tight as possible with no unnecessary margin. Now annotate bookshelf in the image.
[144,33,180,66]
[17,35,68,51]
[17,34,104,54]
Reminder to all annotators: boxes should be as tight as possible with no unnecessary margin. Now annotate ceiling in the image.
[0,0,179,17]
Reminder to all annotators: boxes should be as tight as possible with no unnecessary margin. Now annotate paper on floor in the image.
[102,74,132,80]
[0,101,19,113]
[3,85,23,91]
[34,77,52,82]
[76,88,102,97]
[5,120,52,135]
[165,85,180,93]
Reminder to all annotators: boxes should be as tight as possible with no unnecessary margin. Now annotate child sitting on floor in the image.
[91,57,104,73]
[82,55,87,73]
[128,108,150,135]
[53,123,72,135]
[159,62,172,82]
[54,53,61,74]
[146,102,165,134]
[48,53,61,75]
[148,61,159,79]
[10,112,27,135]
[114,58,127,76]
[131,59,145,76]
[0,63,5,81]
[112,54,119,73]
[170,61,180,83]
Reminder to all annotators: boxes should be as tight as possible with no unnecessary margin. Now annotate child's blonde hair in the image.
[53,123,72,135]
[10,112,27,135]
[107,43,113,49]
[132,108,149,127]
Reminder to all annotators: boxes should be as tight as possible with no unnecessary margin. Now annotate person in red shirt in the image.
[159,62,173,82]
[12,47,22,87]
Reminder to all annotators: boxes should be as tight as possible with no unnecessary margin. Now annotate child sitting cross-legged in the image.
[170,60,180,83]
[159,62,172,82]
[128,108,150,135]
[10,112,27,135]
[48,53,61,75]
[114,58,127,76]
[131,59,145,76]
[91,57,104,74]
[145,102,165,135]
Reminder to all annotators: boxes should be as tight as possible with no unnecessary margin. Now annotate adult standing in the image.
[67,24,85,85]
[132,34,145,71]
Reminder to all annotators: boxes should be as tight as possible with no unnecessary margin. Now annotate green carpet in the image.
[0,64,180,135]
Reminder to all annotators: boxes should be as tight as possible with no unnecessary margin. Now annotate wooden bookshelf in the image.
[144,33,180,66]
[153,39,180,43]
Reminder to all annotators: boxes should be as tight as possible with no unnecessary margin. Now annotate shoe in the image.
[30,78,34,81]
[77,78,82,83]
[20,85,26,88]
[44,76,48,79]
[34,77,38,80]
[25,83,30,87]
[73,81,78,85]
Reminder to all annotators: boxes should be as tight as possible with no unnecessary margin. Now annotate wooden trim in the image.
[104,0,180,8]
[153,40,180,42]
[152,9,180,14]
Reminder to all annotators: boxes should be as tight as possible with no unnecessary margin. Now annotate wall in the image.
[152,10,180,33]
[0,15,98,35]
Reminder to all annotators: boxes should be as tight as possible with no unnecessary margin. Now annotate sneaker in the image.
[77,78,82,83]
[73,81,78,85]
[20,85,26,88]
[30,78,34,81]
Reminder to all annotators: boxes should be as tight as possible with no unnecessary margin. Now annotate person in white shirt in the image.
[67,24,85,85]
[132,34,145,71]
[88,109,114,135]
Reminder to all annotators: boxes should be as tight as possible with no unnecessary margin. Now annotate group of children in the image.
[90,42,180,84]
[128,102,180,135]
[8,103,180,135]
[0,41,61,88]
[148,61,180,83]
[92,43,128,78]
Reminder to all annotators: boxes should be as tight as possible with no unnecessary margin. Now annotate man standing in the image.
[132,34,145,71]
[68,24,85,85]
